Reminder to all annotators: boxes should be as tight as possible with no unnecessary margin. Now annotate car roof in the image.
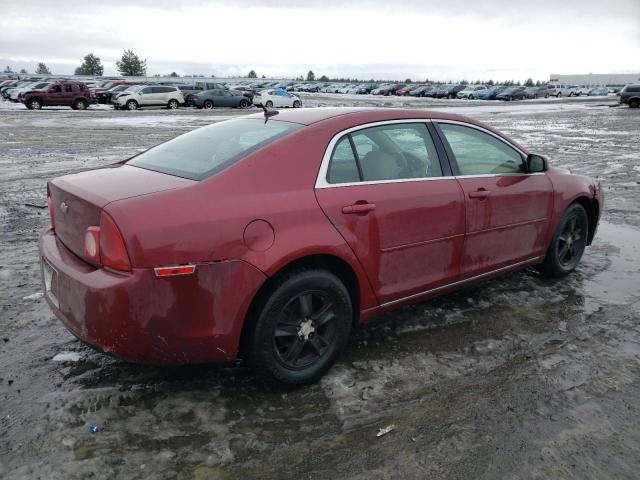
[243,107,492,127]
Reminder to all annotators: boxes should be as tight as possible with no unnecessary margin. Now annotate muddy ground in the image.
[0,95,639,479]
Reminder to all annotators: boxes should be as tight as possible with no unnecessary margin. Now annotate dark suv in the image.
[22,82,92,110]
[619,85,640,108]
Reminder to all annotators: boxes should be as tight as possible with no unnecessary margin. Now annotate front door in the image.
[435,121,554,278]
[315,122,465,304]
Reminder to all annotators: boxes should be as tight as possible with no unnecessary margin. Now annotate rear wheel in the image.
[239,99,249,109]
[126,100,138,110]
[447,93,453,99]
[539,203,589,277]
[203,100,214,109]
[167,99,179,109]
[73,99,87,110]
[265,100,273,108]
[468,94,474,100]
[293,100,301,108]
[246,269,352,385]
[27,99,42,110]
[629,99,640,108]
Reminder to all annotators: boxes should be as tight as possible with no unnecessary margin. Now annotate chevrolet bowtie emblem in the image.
[60,201,69,214]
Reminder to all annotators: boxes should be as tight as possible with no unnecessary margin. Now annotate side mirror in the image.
[526,153,547,173]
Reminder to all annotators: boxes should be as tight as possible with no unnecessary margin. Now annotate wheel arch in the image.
[571,195,599,246]
[238,253,362,357]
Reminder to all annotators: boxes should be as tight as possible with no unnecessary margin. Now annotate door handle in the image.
[342,203,376,214]
[468,189,490,199]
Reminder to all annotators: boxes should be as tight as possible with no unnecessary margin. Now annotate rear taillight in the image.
[193,95,200,100]
[47,183,55,230]
[99,212,131,272]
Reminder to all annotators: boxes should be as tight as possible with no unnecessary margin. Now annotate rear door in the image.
[434,121,554,278]
[315,121,465,304]
[60,83,75,106]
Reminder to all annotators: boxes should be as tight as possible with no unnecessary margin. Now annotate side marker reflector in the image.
[154,265,196,277]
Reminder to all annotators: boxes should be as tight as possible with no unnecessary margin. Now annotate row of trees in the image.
[4,50,148,77]
[5,56,545,85]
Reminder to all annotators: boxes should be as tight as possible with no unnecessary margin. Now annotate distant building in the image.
[550,73,640,87]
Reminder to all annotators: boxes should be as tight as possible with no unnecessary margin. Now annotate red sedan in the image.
[40,108,603,384]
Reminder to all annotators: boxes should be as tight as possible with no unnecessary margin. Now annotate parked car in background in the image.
[409,85,434,97]
[21,81,92,110]
[372,84,403,95]
[496,87,527,101]
[356,83,377,94]
[435,84,466,99]
[2,79,34,99]
[547,84,576,97]
[588,87,609,96]
[190,89,252,109]
[475,86,505,100]
[619,84,640,108]
[524,86,549,99]
[574,85,591,96]
[228,86,257,100]
[457,85,487,99]
[113,85,184,110]
[396,85,417,96]
[253,89,301,108]
[97,84,139,104]
[39,107,602,385]
[10,81,53,102]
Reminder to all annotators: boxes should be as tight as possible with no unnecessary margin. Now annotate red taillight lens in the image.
[193,95,200,100]
[84,226,100,263]
[47,183,55,230]
[99,212,131,272]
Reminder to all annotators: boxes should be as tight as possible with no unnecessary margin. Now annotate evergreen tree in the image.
[319,75,329,82]
[524,77,534,87]
[3,66,13,73]
[169,72,179,77]
[306,70,315,81]
[35,63,51,74]
[116,50,146,76]
[247,70,257,78]
[19,68,28,74]
[74,53,104,76]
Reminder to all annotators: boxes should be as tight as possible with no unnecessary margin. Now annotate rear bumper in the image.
[39,229,266,365]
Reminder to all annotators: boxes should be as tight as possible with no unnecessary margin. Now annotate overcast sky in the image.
[1,0,638,81]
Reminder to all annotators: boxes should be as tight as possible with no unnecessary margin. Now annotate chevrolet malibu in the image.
[40,108,603,385]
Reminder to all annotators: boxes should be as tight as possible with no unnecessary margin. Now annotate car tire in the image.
[239,99,249,109]
[538,203,589,278]
[265,100,273,108]
[246,269,352,386]
[202,100,214,109]
[126,100,138,111]
[27,99,42,110]
[468,95,474,100]
[545,94,549,98]
[447,94,453,99]
[629,99,639,108]
[293,100,301,108]
[73,99,87,110]
[167,99,179,109]
[557,93,561,98]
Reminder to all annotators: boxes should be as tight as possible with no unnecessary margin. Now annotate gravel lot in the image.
[1,95,639,479]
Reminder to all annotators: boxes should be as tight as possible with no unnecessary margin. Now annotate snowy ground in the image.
[1,94,640,479]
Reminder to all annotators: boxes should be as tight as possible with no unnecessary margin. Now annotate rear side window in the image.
[326,123,442,184]
[128,119,301,180]
[627,86,640,93]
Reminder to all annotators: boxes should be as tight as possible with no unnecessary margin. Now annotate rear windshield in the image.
[128,119,301,180]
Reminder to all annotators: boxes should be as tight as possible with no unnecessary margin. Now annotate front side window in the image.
[128,119,301,180]
[141,87,153,94]
[438,123,524,175]
[326,123,442,184]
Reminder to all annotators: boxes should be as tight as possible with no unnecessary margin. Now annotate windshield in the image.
[128,119,302,180]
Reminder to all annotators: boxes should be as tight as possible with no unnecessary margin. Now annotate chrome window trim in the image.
[315,118,540,189]
[315,119,450,189]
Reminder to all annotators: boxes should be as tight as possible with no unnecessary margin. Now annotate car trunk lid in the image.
[50,164,195,260]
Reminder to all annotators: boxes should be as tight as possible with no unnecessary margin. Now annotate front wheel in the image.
[246,269,352,385]
[27,99,42,110]
[293,100,301,108]
[126,100,138,110]
[538,203,589,277]
[167,99,179,109]
[73,99,87,110]
[629,99,639,108]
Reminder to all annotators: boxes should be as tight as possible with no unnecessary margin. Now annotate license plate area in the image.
[41,257,59,308]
